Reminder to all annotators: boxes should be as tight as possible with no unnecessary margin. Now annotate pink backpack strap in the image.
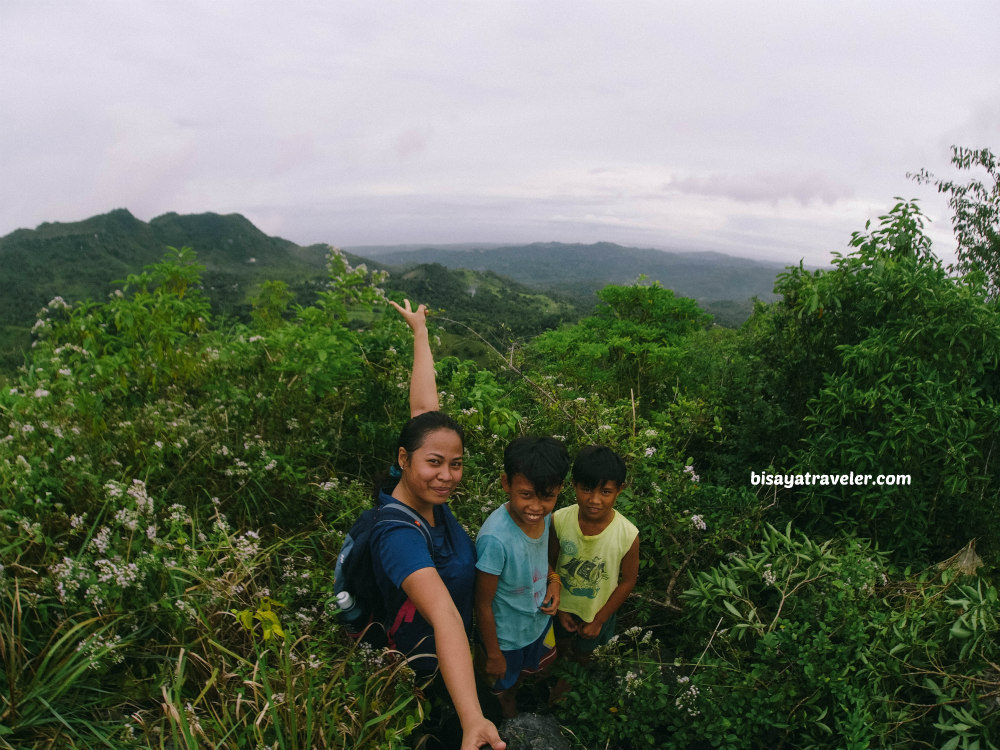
[386,598,418,649]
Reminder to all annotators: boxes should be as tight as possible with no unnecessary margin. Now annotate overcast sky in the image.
[3,2,998,267]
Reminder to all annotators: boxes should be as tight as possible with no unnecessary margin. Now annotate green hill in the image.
[0,209,332,369]
[385,262,589,362]
[0,211,584,371]
[349,241,790,327]
[349,241,790,299]
[1,210,791,371]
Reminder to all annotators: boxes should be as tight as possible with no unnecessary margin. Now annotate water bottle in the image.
[336,591,366,635]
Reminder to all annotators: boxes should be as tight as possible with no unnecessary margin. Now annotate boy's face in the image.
[573,480,623,525]
[501,472,560,533]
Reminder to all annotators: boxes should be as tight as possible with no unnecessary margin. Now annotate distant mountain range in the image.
[0,209,791,370]
[351,241,786,305]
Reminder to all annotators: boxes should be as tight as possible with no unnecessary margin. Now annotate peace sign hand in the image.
[388,298,429,332]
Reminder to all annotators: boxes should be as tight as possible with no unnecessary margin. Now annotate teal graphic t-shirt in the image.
[476,505,551,650]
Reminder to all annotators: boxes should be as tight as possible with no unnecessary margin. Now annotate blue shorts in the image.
[491,620,557,692]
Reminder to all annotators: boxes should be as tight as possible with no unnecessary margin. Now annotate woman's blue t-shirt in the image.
[370,491,476,675]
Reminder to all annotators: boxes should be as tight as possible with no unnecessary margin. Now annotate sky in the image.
[2,2,999,268]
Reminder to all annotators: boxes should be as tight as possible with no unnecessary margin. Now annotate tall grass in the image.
[0,583,129,749]
[144,637,423,750]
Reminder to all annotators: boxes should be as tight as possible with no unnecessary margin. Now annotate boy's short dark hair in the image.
[503,436,570,496]
[572,445,627,490]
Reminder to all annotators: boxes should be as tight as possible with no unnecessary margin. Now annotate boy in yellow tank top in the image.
[548,445,640,666]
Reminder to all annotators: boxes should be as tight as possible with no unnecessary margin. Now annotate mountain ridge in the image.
[360,240,787,304]
[0,209,790,369]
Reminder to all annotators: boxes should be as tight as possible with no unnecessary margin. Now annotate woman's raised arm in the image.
[389,299,439,418]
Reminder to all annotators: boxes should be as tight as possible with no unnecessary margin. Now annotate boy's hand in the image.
[557,610,578,633]
[540,580,560,615]
[484,651,507,682]
[579,617,604,639]
[388,298,428,332]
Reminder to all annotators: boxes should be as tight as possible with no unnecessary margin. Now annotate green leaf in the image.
[949,621,973,639]
[722,600,742,619]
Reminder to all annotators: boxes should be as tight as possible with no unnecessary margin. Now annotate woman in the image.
[371,299,505,750]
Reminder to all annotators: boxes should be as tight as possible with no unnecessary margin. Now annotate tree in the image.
[773,202,1000,562]
[527,280,711,412]
[913,146,1000,297]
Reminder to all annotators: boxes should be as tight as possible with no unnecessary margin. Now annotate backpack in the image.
[333,498,435,647]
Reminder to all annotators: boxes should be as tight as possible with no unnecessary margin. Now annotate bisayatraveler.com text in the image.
[751,471,911,489]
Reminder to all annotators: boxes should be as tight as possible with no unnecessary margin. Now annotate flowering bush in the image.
[0,248,423,748]
[551,626,683,748]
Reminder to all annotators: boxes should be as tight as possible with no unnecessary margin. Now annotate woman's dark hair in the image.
[375,410,465,497]
[572,445,627,490]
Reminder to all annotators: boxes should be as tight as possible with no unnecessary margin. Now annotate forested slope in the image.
[0,212,782,370]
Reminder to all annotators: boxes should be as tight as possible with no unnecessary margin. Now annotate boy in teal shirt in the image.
[475,436,570,718]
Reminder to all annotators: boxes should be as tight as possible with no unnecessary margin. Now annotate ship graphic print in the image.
[559,540,609,599]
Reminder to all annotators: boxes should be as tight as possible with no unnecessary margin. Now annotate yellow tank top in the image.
[552,506,638,623]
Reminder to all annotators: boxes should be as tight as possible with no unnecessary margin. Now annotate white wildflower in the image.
[762,564,777,586]
[127,479,153,516]
[233,530,261,562]
[90,526,112,554]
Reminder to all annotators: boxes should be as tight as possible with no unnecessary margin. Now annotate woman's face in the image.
[398,427,464,507]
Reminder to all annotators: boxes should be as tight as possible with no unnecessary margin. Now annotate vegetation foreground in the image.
[2,148,999,749]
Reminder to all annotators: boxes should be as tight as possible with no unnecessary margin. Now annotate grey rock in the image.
[499,712,572,750]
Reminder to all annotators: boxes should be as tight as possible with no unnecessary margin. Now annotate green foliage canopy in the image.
[527,280,712,413]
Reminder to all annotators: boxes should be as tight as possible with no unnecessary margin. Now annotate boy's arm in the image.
[474,570,507,681]
[542,524,560,615]
[547,523,560,570]
[578,536,640,639]
[548,524,576,630]
[388,299,438,417]
[541,575,560,615]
